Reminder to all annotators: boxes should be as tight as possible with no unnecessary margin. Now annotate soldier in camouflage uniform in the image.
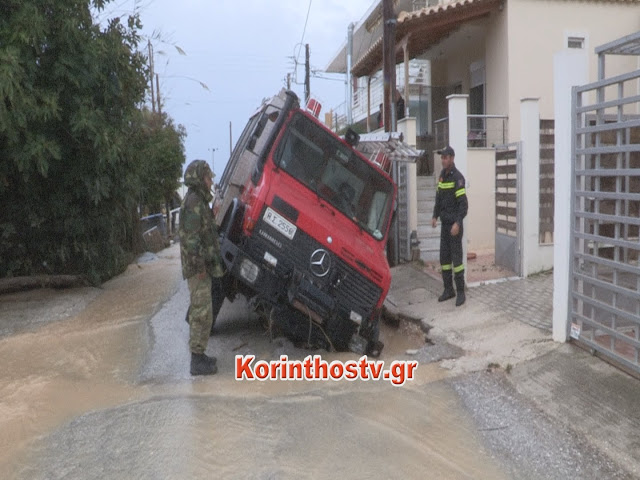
[179,160,224,376]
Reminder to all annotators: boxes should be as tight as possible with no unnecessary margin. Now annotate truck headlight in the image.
[239,258,259,284]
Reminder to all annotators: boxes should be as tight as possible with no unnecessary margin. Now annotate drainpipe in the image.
[346,22,354,126]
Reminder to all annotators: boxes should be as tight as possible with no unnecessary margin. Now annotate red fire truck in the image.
[214,90,396,356]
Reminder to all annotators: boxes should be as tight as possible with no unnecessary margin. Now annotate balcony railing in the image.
[412,0,449,9]
[434,117,449,149]
[434,115,509,150]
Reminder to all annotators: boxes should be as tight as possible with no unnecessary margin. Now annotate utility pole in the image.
[148,41,156,113]
[287,72,291,90]
[304,43,310,104]
[382,0,396,132]
[346,23,354,126]
[383,0,398,266]
[210,147,218,176]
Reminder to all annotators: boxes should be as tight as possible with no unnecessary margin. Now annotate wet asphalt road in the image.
[0,248,635,479]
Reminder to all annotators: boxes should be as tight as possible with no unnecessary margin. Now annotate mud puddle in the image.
[1,245,509,479]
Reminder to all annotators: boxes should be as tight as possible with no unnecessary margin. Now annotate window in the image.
[274,113,394,239]
[568,36,585,49]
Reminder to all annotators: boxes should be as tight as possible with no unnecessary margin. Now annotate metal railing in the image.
[412,0,450,9]
[434,117,449,149]
[434,115,509,149]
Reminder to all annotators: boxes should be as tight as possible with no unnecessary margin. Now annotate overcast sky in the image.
[100,0,375,179]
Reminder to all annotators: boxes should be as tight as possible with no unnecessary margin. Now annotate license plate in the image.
[263,207,297,240]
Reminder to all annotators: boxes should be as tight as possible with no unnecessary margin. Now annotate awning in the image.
[357,132,422,163]
[351,0,501,78]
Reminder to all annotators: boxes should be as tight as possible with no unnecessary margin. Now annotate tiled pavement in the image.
[467,272,554,332]
[390,265,640,476]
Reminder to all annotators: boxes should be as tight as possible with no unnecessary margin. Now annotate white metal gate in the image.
[570,39,640,375]
[495,143,522,276]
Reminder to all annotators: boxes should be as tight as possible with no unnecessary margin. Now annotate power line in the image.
[295,0,313,66]
[290,0,313,86]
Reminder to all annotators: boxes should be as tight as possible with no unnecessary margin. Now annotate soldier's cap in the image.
[437,146,455,156]
[184,159,213,187]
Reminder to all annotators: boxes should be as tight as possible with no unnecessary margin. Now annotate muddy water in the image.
[0,252,182,476]
[0,246,510,479]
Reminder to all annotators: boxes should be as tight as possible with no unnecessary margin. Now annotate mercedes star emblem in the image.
[310,249,331,277]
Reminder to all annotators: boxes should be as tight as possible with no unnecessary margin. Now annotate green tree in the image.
[0,0,152,283]
[129,109,186,214]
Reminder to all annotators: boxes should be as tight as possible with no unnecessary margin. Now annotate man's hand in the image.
[450,222,460,236]
[431,217,437,228]
[197,271,207,280]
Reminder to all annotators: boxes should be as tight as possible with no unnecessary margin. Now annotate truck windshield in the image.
[275,113,394,240]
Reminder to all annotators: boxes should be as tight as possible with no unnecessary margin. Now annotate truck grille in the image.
[247,216,382,318]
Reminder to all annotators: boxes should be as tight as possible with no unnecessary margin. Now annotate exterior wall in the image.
[506,0,640,141]
[446,41,485,93]
[466,149,496,253]
[430,59,448,87]
[485,8,510,127]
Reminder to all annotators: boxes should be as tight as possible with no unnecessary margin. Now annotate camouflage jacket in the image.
[179,160,224,279]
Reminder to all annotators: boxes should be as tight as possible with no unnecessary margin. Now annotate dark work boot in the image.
[190,353,218,376]
[454,272,466,307]
[438,269,455,302]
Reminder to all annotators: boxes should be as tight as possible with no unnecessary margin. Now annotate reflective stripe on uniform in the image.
[441,264,452,271]
[438,181,456,190]
[453,264,465,273]
[455,188,466,198]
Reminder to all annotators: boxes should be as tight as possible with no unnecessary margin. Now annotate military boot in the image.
[438,269,456,302]
[190,353,218,376]
[454,272,466,307]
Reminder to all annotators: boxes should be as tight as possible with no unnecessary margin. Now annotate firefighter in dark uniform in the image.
[431,146,468,306]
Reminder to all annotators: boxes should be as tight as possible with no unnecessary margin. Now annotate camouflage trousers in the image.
[187,275,213,354]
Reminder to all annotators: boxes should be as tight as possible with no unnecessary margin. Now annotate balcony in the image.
[434,114,508,149]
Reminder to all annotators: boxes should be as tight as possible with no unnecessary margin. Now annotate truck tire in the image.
[365,312,383,357]
[220,198,245,244]
[366,325,383,358]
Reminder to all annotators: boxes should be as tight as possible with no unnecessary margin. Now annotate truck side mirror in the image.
[247,114,269,152]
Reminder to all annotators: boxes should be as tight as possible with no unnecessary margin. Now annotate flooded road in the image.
[0,245,630,479]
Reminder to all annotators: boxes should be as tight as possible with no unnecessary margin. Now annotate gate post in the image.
[552,49,588,343]
[520,98,541,277]
[447,94,469,280]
